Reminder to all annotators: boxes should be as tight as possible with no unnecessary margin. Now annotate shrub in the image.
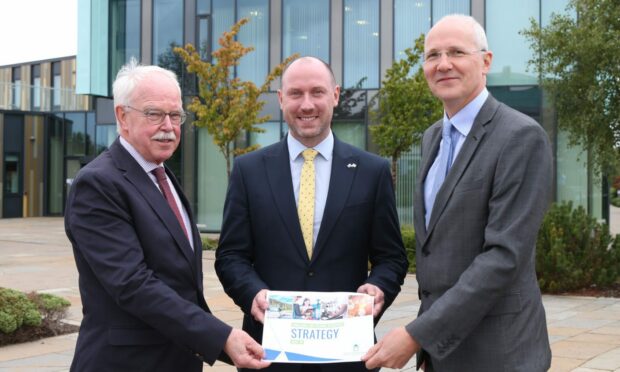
[0,288,41,334]
[201,235,218,251]
[401,225,416,273]
[28,292,70,326]
[536,202,620,293]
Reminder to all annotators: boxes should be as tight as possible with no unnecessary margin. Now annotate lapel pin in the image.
[347,163,357,168]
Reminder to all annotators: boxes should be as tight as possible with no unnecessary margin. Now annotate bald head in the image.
[428,14,488,52]
[281,56,337,88]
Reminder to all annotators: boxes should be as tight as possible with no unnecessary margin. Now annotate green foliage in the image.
[369,34,443,186]
[536,202,620,293]
[610,187,620,208]
[27,293,70,325]
[201,235,218,251]
[0,288,41,334]
[175,18,298,179]
[521,0,620,174]
[401,225,416,273]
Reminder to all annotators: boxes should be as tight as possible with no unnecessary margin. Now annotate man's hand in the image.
[361,327,420,369]
[223,328,271,369]
[357,283,384,317]
[251,289,269,324]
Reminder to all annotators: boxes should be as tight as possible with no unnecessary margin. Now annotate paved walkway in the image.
[1,216,620,371]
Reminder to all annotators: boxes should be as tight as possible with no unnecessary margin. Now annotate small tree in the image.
[175,18,297,178]
[369,35,442,187]
[521,0,620,173]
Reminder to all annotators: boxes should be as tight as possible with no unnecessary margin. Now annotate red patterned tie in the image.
[152,167,189,239]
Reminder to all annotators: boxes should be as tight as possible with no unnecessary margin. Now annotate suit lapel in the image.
[313,138,357,261]
[422,96,499,248]
[109,140,198,278]
[414,122,442,243]
[264,140,309,261]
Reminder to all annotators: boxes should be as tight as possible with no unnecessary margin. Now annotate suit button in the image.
[307,271,314,277]
[421,290,430,298]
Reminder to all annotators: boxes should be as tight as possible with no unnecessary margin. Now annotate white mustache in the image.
[151,132,177,141]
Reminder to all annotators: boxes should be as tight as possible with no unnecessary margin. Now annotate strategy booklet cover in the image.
[262,290,374,363]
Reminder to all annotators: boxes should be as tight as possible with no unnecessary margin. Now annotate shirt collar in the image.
[287,130,334,161]
[444,88,488,137]
[119,136,161,174]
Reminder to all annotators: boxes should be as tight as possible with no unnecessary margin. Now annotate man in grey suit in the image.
[363,14,552,371]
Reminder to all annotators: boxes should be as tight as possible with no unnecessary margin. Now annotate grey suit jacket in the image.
[408,95,552,371]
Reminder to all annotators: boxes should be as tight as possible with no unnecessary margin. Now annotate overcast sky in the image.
[0,0,77,66]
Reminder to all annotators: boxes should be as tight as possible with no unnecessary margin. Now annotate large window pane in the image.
[250,121,281,148]
[110,0,141,81]
[394,0,429,61]
[212,0,235,56]
[196,128,228,231]
[65,113,86,156]
[197,0,211,15]
[542,0,573,27]
[332,121,366,149]
[282,0,330,62]
[486,0,537,86]
[95,124,117,154]
[48,115,64,214]
[344,0,379,89]
[432,0,469,24]
[153,0,183,69]
[237,0,269,85]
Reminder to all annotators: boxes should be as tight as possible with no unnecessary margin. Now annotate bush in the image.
[0,288,42,334]
[536,202,620,293]
[401,225,416,273]
[611,187,620,208]
[201,235,218,251]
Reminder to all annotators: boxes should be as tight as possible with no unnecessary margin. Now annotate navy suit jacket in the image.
[65,138,231,372]
[215,136,408,372]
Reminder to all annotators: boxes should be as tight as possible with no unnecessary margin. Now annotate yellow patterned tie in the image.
[298,149,318,259]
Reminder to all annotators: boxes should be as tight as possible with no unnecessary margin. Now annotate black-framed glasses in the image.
[423,49,487,64]
[124,105,187,126]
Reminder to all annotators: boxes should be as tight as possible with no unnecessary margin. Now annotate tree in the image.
[174,18,298,178]
[522,0,620,173]
[369,34,443,187]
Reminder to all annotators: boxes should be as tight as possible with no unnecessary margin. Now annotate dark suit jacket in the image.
[215,136,408,372]
[65,138,231,372]
[408,95,552,371]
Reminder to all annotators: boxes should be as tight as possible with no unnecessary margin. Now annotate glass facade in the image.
[31,65,41,110]
[61,0,604,225]
[343,0,379,89]
[282,0,330,62]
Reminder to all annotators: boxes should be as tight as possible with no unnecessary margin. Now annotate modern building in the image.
[0,57,93,218]
[0,0,605,230]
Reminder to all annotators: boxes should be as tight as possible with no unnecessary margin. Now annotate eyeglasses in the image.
[124,105,187,126]
[423,49,487,64]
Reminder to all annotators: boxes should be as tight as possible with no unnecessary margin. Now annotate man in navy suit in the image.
[215,56,409,372]
[65,60,270,371]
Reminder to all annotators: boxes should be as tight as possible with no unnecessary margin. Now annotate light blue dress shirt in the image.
[424,88,489,227]
[287,131,334,248]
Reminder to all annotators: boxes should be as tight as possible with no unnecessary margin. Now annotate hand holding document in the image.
[262,291,374,363]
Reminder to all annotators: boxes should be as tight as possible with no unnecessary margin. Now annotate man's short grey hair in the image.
[112,58,181,132]
[432,14,489,51]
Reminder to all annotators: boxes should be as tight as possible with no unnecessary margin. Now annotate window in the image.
[432,0,469,24]
[52,62,61,110]
[12,67,21,109]
[394,0,429,61]
[110,0,141,81]
[31,65,41,110]
[344,0,379,89]
[282,0,330,62]
[486,0,537,86]
[237,0,269,85]
[153,0,183,73]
